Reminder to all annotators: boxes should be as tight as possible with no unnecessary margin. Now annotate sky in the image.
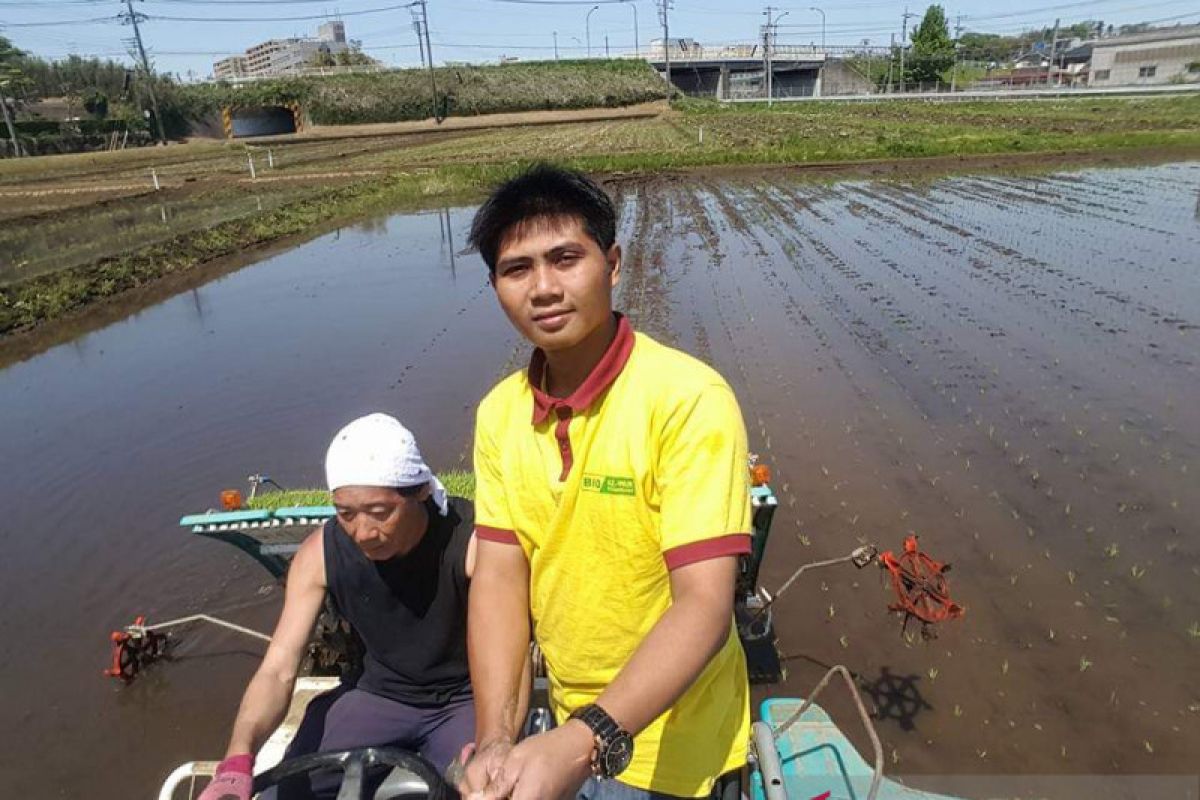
[3,0,1199,79]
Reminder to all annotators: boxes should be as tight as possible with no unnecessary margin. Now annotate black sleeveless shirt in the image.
[323,497,473,706]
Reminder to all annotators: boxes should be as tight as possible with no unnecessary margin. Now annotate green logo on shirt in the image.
[582,473,636,496]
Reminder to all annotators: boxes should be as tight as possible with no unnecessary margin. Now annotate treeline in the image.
[172,59,667,125]
[844,8,1169,90]
[14,53,132,101]
[3,40,666,147]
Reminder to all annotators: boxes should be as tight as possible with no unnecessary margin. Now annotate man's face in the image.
[491,215,620,353]
[332,485,428,561]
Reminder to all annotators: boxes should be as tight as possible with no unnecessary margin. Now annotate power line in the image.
[2,15,120,26]
[964,0,1196,23]
[473,0,631,4]
[142,2,413,22]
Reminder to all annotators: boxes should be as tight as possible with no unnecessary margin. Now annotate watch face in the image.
[602,732,635,778]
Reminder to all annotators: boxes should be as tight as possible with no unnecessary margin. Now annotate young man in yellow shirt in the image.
[461,165,752,800]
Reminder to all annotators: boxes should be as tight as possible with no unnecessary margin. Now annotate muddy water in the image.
[1,163,1197,798]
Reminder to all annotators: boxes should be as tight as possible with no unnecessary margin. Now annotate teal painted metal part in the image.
[273,506,336,518]
[742,485,777,594]
[178,507,335,527]
[179,510,272,527]
[178,507,335,581]
[750,699,963,800]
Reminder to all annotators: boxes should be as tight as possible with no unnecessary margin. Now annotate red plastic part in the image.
[878,536,965,626]
[103,615,167,682]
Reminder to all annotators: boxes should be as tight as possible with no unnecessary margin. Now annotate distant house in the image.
[1089,24,1200,86]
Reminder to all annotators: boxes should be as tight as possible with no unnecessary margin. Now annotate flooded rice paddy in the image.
[0,162,1197,798]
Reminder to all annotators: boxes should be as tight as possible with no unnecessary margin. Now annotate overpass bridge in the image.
[637,44,829,99]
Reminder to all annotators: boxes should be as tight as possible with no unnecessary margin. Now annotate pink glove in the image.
[198,754,254,800]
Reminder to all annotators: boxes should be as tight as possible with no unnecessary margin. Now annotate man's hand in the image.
[198,754,253,800]
[472,721,594,800]
[454,739,510,796]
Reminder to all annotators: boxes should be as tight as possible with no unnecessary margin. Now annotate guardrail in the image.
[727,82,1200,103]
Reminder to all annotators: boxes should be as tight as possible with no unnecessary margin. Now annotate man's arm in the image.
[473,555,738,800]
[225,528,327,757]
[594,555,736,734]
[468,538,531,749]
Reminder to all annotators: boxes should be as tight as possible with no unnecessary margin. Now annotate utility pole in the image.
[887,33,895,92]
[553,30,559,60]
[863,38,873,93]
[1046,16,1060,86]
[761,7,788,104]
[411,5,427,68]
[605,35,610,57]
[898,6,916,93]
[658,0,671,100]
[122,0,167,145]
[412,0,439,120]
[950,14,963,93]
[763,7,773,104]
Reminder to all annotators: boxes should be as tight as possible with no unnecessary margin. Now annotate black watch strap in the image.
[569,703,633,778]
[571,703,620,740]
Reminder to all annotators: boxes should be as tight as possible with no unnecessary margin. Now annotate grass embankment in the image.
[245,471,476,509]
[3,95,1198,337]
[174,60,668,125]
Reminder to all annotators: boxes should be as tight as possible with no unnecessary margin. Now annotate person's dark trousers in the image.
[269,684,474,800]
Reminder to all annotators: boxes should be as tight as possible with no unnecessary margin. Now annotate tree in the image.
[309,50,337,68]
[906,5,954,84]
[334,49,376,67]
[83,91,109,118]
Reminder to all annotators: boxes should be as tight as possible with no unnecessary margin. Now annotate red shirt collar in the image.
[528,314,635,425]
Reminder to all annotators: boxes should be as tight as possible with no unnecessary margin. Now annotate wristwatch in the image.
[569,703,635,779]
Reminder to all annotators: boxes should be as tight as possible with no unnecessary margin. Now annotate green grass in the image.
[246,489,332,510]
[245,470,476,510]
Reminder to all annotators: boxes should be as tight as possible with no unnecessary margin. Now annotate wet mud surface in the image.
[0,162,1196,798]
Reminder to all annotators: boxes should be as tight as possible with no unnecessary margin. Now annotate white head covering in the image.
[324,413,448,516]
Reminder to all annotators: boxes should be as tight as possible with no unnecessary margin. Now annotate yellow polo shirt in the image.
[474,315,752,797]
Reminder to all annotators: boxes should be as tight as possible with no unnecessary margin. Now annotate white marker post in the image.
[150,169,160,190]
[699,126,704,145]
[247,153,257,180]
[267,148,275,169]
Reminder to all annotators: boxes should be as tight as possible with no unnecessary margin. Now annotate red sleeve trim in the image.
[476,525,520,545]
[663,533,752,570]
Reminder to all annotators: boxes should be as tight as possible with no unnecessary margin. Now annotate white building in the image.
[215,21,352,78]
[213,55,248,80]
[1089,25,1200,86]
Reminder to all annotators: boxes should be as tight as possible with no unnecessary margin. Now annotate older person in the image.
[200,413,476,800]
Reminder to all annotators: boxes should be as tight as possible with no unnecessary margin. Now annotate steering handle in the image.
[251,746,450,800]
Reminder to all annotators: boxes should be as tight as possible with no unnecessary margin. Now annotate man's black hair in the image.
[468,163,616,272]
